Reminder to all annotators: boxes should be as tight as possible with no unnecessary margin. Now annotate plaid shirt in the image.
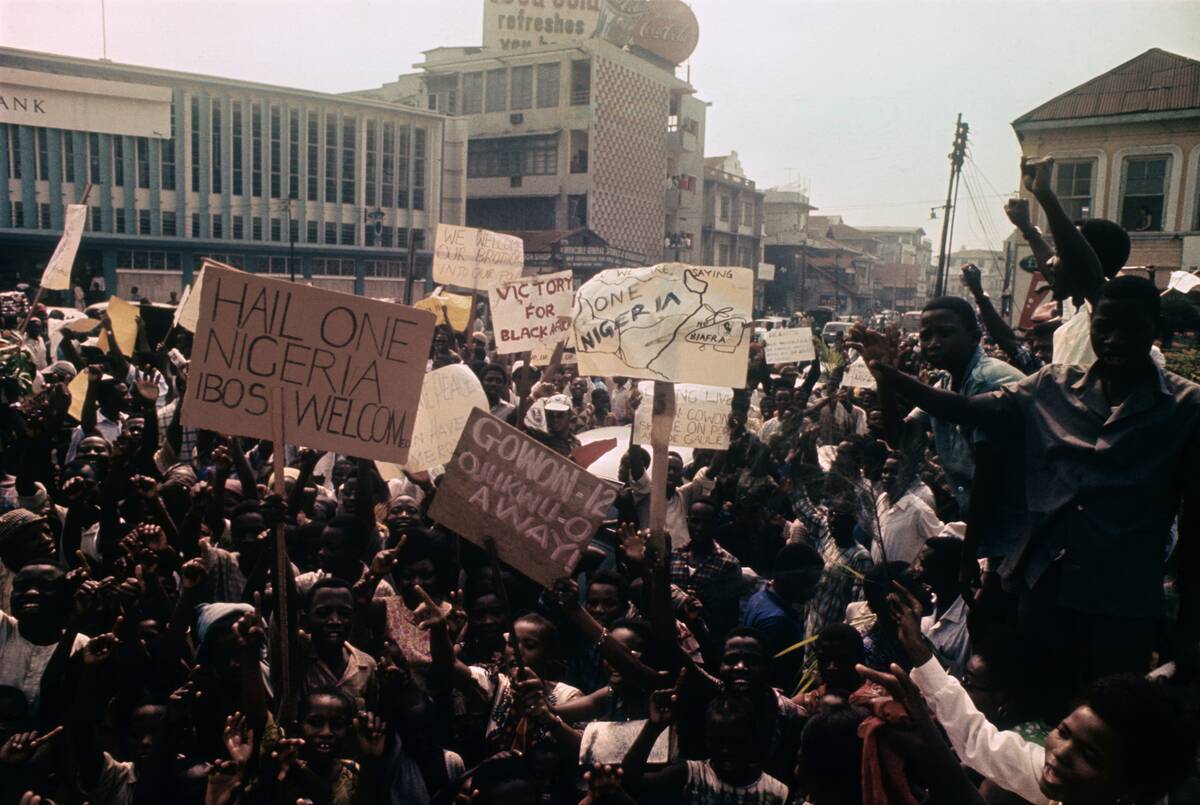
[804,533,873,643]
[669,542,741,611]
[157,400,197,464]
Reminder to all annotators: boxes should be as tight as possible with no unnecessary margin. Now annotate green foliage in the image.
[1165,348,1200,384]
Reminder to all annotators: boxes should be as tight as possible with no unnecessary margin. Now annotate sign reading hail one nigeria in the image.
[571,264,753,388]
[182,264,435,464]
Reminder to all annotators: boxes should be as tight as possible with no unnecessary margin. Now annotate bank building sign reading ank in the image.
[0,66,171,139]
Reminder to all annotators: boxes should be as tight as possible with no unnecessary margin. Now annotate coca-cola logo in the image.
[629,0,698,65]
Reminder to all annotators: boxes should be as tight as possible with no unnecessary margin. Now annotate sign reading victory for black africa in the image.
[182,264,435,463]
[429,409,619,588]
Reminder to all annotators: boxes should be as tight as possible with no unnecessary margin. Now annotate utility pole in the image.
[934,114,968,297]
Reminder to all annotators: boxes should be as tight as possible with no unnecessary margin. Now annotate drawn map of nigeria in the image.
[572,264,753,387]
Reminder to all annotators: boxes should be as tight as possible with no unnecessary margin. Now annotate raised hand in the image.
[367,543,403,579]
[181,555,210,592]
[845,324,898,369]
[887,582,932,666]
[269,737,307,782]
[211,445,233,475]
[0,726,62,765]
[135,370,160,404]
[223,712,255,767]
[960,264,984,297]
[412,585,448,631]
[233,594,265,652]
[80,632,119,666]
[1020,155,1054,197]
[647,688,677,728]
[1003,197,1032,230]
[616,523,649,566]
[582,763,627,805]
[205,758,245,805]
[550,577,581,613]
[354,712,387,759]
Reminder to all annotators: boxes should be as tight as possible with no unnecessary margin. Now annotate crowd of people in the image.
[0,155,1197,804]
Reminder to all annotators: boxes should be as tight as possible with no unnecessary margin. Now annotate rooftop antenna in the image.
[100,0,110,61]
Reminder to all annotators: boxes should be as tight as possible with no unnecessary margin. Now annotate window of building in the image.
[270,105,281,199]
[7,133,21,179]
[63,132,75,183]
[190,96,201,191]
[397,126,409,209]
[210,101,222,193]
[341,117,356,204]
[307,111,319,202]
[485,69,508,112]
[139,209,151,234]
[87,133,100,183]
[251,103,263,197]
[366,119,378,207]
[211,214,222,238]
[231,100,243,196]
[312,257,356,276]
[267,256,301,275]
[1054,160,1094,221]
[325,222,337,244]
[413,127,426,210]
[270,217,281,241]
[719,196,730,221]
[11,202,23,227]
[91,206,102,232]
[39,203,51,229]
[536,63,560,108]
[36,128,48,180]
[462,72,484,115]
[116,208,127,233]
[252,217,263,241]
[307,220,318,243]
[162,211,177,236]
[325,114,338,203]
[191,213,200,237]
[341,223,356,245]
[289,218,299,243]
[380,226,393,247]
[162,101,177,190]
[113,137,125,186]
[570,60,591,106]
[467,134,557,178]
[288,109,299,199]
[510,66,533,110]
[569,130,588,173]
[232,215,244,240]
[381,121,395,209]
[137,136,151,189]
[718,242,731,266]
[1120,156,1169,232]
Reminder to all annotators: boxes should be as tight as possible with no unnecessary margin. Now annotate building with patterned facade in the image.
[0,47,466,302]
[701,152,764,268]
[358,36,704,268]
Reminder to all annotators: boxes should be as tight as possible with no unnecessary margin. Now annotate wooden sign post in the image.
[270,387,292,719]
[648,380,676,545]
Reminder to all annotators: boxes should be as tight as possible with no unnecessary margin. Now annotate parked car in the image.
[821,321,855,345]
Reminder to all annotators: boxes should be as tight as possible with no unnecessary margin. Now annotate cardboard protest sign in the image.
[572,264,753,388]
[764,327,815,365]
[414,288,473,332]
[488,270,573,354]
[182,264,435,463]
[842,358,877,389]
[432,224,523,289]
[757,262,776,282]
[174,263,208,332]
[632,381,732,450]
[40,204,88,291]
[531,343,577,367]
[396,363,488,473]
[580,721,670,766]
[429,409,618,587]
[67,370,90,422]
[98,296,140,356]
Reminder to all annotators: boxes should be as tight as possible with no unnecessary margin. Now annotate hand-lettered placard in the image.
[182,264,435,463]
[488,270,574,354]
[432,224,524,289]
[429,409,618,587]
[572,264,753,387]
[764,327,815,365]
[632,381,732,450]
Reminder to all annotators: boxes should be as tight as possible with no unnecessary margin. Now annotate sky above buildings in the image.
[3,0,1198,253]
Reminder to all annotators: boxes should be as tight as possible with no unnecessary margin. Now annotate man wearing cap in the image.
[524,393,578,456]
[0,509,57,612]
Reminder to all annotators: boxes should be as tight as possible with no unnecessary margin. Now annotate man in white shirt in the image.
[872,457,942,565]
[628,451,714,549]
